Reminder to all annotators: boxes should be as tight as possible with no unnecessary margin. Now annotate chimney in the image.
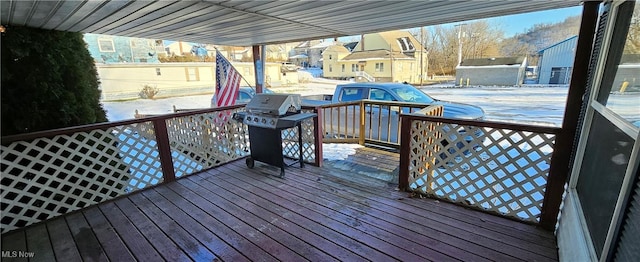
[360,34,364,51]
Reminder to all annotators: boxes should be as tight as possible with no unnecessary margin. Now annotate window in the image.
[571,1,640,260]
[156,68,161,76]
[237,90,252,103]
[186,68,199,81]
[329,65,332,72]
[375,63,384,72]
[369,88,395,101]
[98,38,115,52]
[341,64,345,72]
[339,87,367,101]
[352,64,357,72]
[396,37,416,52]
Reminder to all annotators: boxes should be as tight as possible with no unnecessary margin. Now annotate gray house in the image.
[455,57,527,86]
[537,36,578,84]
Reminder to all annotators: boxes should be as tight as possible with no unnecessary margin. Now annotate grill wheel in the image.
[246,157,255,169]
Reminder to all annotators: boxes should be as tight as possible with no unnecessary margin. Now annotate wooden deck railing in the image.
[0,105,322,233]
[319,100,428,148]
[399,114,562,226]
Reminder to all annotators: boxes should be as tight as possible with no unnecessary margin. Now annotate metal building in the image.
[537,36,578,84]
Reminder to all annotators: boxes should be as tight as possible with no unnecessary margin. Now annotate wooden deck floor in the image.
[1,154,558,261]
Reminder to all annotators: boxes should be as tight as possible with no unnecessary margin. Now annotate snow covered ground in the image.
[420,85,569,127]
[102,78,639,128]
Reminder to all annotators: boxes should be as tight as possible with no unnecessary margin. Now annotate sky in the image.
[333,6,583,42]
[489,6,583,36]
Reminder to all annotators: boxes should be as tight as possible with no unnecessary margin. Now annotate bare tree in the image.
[624,4,640,54]
[500,15,581,64]
[412,20,504,75]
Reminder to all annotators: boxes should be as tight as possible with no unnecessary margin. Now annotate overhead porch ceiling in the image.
[1,0,582,46]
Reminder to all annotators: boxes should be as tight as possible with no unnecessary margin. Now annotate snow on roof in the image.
[460,57,526,66]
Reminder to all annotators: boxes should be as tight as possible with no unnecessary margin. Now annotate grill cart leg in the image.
[298,123,304,168]
[246,157,255,169]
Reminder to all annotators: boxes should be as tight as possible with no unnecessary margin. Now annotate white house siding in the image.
[96,62,285,101]
[456,65,526,86]
[537,36,578,84]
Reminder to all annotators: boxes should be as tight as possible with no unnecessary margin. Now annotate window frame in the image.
[98,38,115,52]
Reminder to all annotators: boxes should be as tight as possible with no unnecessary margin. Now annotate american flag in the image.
[213,50,241,107]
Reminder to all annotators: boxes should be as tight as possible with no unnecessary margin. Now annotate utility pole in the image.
[455,23,466,67]
[420,26,425,87]
[388,34,394,82]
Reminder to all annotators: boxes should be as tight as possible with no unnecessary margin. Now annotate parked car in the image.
[303,82,485,154]
[302,82,485,120]
[211,86,274,107]
[281,62,298,72]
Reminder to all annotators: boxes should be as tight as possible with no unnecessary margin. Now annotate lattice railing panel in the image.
[166,108,249,176]
[407,120,556,222]
[282,108,317,163]
[1,122,163,233]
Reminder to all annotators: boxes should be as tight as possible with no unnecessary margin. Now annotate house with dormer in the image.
[322,31,428,83]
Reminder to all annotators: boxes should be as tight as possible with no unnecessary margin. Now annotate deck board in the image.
[25,224,55,262]
[2,229,27,262]
[140,189,252,261]
[276,162,557,260]
[1,149,558,261]
[46,218,82,261]
[112,198,192,261]
[127,192,222,262]
[285,165,556,261]
[82,206,136,262]
[65,212,108,261]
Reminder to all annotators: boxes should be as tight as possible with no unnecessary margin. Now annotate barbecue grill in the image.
[233,93,316,177]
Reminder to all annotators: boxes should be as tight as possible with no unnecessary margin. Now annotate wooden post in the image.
[313,106,324,167]
[152,119,176,183]
[252,45,264,93]
[540,1,600,230]
[359,100,366,145]
[398,115,412,191]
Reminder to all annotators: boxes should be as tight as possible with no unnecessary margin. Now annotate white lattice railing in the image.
[166,109,250,176]
[0,121,163,233]
[1,105,322,233]
[399,115,561,223]
[282,108,320,164]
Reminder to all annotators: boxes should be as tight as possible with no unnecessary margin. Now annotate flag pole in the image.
[214,47,255,91]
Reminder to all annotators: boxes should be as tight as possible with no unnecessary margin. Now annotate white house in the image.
[455,57,528,86]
